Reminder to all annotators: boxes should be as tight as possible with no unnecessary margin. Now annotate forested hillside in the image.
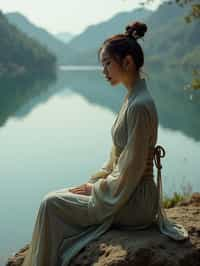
[143,2,200,69]
[6,12,79,64]
[0,11,56,78]
[4,2,199,68]
[65,2,200,67]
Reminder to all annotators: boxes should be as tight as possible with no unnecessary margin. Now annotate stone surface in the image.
[6,193,200,266]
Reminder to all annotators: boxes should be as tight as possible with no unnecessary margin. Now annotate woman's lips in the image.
[106,76,112,81]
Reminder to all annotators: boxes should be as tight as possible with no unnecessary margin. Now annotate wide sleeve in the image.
[87,144,116,184]
[88,104,151,222]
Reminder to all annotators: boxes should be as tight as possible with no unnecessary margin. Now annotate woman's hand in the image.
[69,183,93,196]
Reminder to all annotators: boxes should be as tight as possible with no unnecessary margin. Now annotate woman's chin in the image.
[108,79,116,85]
[105,78,118,86]
[109,79,117,86]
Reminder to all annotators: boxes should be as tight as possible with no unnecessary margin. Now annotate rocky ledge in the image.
[6,193,200,266]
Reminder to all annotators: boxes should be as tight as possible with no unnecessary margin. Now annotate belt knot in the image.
[153,145,166,170]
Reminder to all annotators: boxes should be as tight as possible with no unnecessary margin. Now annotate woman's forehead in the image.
[100,47,111,62]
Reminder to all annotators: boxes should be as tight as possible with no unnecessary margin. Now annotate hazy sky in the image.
[1,0,161,35]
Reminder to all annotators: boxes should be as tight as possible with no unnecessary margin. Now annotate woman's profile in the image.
[20,21,189,266]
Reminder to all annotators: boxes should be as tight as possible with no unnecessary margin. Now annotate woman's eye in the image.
[102,61,111,68]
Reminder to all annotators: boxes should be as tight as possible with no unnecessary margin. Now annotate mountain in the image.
[0,11,56,77]
[64,2,200,67]
[142,2,200,68]
[61,7,152,65]
[5,2,199,67]
[6,12,80,64]
[67,7,152,53]
[55,32,75,43]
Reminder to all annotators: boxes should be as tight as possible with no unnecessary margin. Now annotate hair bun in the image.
[125,21,147,40]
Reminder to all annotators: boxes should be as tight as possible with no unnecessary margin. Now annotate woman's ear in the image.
[122,55,133,71]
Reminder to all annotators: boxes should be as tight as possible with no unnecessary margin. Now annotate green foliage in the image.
[181,46,200,68]
[163,192,186,208]
[191,69,200,89]
[163,181,193,208]
[0,10,56,77]
[140,0,200,22]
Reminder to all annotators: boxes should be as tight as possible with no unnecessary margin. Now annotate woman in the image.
[21,21,188,266]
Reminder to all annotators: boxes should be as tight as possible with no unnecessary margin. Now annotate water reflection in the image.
[0,67,199,141]
[0,74,56,127]
[58,67,200,141]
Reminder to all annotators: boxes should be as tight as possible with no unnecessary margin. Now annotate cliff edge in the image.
[6,193,200,266]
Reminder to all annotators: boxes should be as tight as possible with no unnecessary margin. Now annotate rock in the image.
[6,193,200,266]
[176,192,200,207]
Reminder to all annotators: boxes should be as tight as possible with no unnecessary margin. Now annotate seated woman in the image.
[21,21,188,266]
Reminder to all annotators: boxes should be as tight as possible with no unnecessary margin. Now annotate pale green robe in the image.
[22,78,188,266]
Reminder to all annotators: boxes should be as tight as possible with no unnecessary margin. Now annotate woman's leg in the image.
[22,187,92,266]
[112,180,158,229]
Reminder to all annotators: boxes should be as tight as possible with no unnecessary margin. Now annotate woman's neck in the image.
[122,72,141,96]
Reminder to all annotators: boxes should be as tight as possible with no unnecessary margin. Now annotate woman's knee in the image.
[40,191,58,209]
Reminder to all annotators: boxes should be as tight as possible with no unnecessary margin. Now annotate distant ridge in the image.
[6,12,80,64]
[0,10,56,77]
[55,32,75,43]
[67,7,152,52]
[65,2,200,67]
[5,2,200,67]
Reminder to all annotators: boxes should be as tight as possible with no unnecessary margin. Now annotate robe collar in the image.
[126,77,147,102]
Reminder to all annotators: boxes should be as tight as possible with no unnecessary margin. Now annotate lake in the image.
[0,66,199,264]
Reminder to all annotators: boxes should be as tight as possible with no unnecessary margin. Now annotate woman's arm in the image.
[87,144,116,184]
[88,104,151,221]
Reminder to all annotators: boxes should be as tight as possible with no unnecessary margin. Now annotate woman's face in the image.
[100,47,125,86]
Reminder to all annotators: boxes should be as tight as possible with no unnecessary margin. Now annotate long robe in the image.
[22,78,188,266]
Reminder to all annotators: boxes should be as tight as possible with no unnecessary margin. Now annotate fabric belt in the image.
[114,145,165,181]
[141,146,155,180]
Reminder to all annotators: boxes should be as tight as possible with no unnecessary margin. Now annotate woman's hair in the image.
[98,21,148,72]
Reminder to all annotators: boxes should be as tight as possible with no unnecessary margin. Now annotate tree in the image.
[141,0,200,22]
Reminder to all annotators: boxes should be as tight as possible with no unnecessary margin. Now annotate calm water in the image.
[0,67,199,264]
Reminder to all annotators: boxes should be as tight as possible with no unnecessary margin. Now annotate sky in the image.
[0,0,161,35]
